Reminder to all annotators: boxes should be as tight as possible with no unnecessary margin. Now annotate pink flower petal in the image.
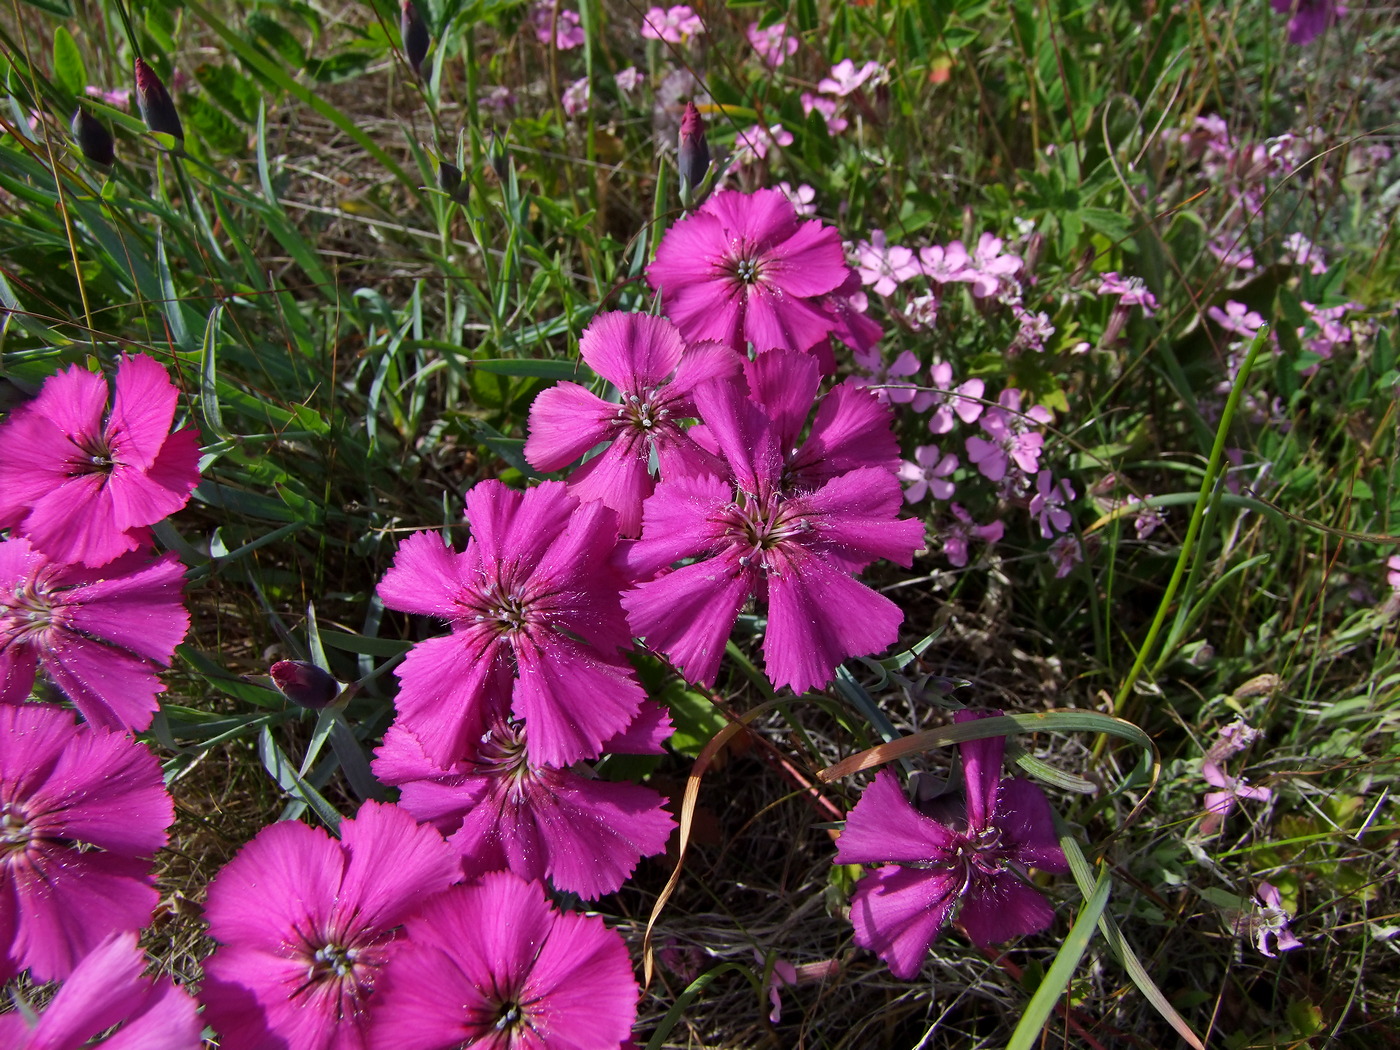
[848,865,961,980]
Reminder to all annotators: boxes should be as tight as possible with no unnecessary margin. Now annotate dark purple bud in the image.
[71,108,115,167]
[678,101,709,198]
[401,0,431,77]
[438,159,469,202]
[487,130,510,182]
[134,58,183,143]
[269,660,340,709]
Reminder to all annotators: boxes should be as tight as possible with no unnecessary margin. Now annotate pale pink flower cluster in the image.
[640,4,704,43]
[532,0,585,49]
[746,20,799,67]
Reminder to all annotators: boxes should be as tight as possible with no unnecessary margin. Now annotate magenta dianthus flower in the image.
[0,932,202,1050]
[0,354,200,568]
[623,371,924,693]
[741,350,901,494]
[524,312,737,536]
[0,704,172,982]
[378,480,645,768]
[200,800,461,1050]
[1271,0,1345,44]
[1,537,189,732]
[368,871,639,1050]
[648,188,853,355]
[374,719,675,900]
[834,711,1068,979]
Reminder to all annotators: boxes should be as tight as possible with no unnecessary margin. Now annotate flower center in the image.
[494,1000,524,1032]
[1,803,34,858]
[723,491,812,574]
[729,251,765,285]
[1,580,58,646]
[473,719,534,792]
[471,581,533,637]
[311,942,359,980]
[617,389,669,433]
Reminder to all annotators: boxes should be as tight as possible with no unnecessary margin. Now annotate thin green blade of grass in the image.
[1005,863,1111,1050]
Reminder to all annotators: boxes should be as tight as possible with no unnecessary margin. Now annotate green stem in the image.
[1111,322,1272,715]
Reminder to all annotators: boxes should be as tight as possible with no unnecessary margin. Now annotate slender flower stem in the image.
[1110,323,1272,720]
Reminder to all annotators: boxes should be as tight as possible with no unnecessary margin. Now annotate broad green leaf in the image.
[52,26,86,99]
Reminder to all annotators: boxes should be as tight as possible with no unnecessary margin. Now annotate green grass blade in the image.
[1006,864,1111,1050]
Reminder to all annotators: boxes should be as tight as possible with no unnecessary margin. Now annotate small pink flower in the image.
[200,801,461,1050]
[369,873,640,1048]
[0,704,172,982]
[848,347,923,407]
[1208,300,1267,339]
[817,58,883,96]
[532,1,585,49]
[85,84,132,108]
[777,181,817,216]
[853,230,921,297]
[1029,471,1075,538]
[1010,306,1055,353]
[640,4,704,43]
[923,361,984,433]
[734,122,793,165]
[835,711,1068,979]
[561,75,589,116]
[965,389,1052,482]
[965,232,1024,299]
[1282,232,1327,274]
[1048,534,1083,577]
[1200,720,1269,834]
[1209,237,1258,271]
[747,21,799,67]
[919,242,973,285]
[898,446,958,504]
[0,354,201,568]
[801,92,848,134]
[0,932,201,1049]
[1237,881,1303,956]
[942,504,1003,568]
[1098,271,1158,315]
[1387,554,1400,592]
[1,537,189,733]
[615,65,643,92]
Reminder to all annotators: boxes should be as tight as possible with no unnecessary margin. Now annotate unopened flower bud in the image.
[401,0,431,77]
[71,108,115,167]
[134,58,183,143]
[1022,231,1045,275]
[487,130,510,182]
[438,159,470,203]
[678,101,709,203]
[269,660,340,709]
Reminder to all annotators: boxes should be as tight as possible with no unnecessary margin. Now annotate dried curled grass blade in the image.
[642,697,786,990]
